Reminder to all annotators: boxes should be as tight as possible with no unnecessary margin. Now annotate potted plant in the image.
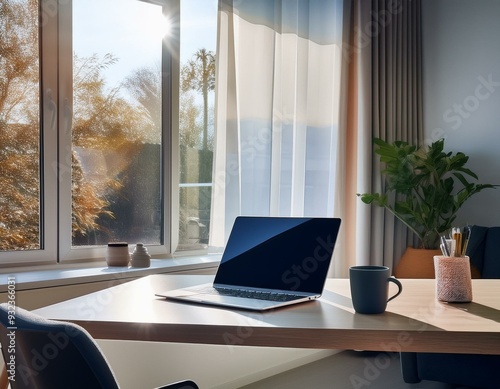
[358,138,497,277]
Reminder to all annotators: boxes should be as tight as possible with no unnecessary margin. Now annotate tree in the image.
[0,0,42,249]
[71,151,113,237]
[123,63,207,246]
[0,0,39,123]
[123,65,161,139]
[181,48,216,150]
[71,53,159,241]
[0,123,40,250]
[124,64,205,149]
[179,93,202,148]
[72,53,156,149]
[0,0,156,248]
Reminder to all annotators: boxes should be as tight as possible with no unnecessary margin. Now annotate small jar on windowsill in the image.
[106,242,130,267]
[131,243,151,268]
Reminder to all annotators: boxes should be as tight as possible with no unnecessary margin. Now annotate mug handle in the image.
[387,276,403,302]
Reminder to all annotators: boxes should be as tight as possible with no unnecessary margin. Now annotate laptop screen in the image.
[214,217,341,294]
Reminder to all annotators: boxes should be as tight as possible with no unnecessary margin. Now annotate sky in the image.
[73,0,218,91]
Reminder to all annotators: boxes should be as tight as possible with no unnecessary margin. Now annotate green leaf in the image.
[358,137,498,249]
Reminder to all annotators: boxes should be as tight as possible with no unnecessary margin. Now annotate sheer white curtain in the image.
[210,0,423,275]
[211,0,347,268]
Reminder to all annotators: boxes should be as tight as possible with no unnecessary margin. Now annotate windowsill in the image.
[0,254,221,292]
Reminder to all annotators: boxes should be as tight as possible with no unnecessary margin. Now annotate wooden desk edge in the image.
[68,320,500,355]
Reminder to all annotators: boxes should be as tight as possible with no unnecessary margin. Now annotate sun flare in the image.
[143,12,173,39]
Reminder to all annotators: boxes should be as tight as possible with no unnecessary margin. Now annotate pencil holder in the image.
[434,255,472,302]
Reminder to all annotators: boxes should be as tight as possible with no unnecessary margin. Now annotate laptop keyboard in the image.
[209,287,306,302]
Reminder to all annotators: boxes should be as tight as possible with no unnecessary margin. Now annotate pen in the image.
[462,225,471,256]
[440,235,450,256]
[449,226,471,257]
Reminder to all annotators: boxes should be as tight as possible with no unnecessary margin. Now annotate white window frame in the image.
[0,0,182,266]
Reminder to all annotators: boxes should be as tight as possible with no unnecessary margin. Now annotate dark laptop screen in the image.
[214,217,341,294]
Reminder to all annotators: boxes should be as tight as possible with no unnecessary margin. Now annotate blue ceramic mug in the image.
[349,265,402,314]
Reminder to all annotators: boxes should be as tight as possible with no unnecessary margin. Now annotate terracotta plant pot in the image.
[394,247,442,278]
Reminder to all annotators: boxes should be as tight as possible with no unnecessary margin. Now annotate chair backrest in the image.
[0,303,120,389]
[467,225,500,279]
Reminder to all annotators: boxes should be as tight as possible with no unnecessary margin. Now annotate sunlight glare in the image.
[143,11,172,39]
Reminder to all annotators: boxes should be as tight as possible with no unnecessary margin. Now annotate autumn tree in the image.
[181,48,216,151]
[0,0,156,249]
[0,0,41,249]
[71,53,160,242]
[0,0,39,121]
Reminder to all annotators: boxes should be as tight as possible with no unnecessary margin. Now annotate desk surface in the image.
[34,275,500,354]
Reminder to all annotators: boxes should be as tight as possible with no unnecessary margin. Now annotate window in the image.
[0,0,217,265]
[0,0,53,264]
[178,0,217,251]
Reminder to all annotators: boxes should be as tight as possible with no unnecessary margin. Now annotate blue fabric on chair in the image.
[401,352,500,388]
[400,225,500,388]
[467,225,500,278]
[481,227,500,278]
[466,225,489,276]
[0,303,198,389]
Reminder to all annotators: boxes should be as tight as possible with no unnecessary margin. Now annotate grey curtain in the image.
[370,0,424,269]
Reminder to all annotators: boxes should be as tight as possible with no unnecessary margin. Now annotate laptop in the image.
[156,216,341,311]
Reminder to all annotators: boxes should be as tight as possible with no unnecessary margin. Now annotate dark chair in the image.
[400,352,500,388]
[0,303,198,389]
[465,225,500,279]
[400,225,500,388]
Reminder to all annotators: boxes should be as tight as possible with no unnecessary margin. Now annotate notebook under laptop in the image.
[156,216,341,311]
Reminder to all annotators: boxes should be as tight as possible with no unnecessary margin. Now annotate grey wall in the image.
[422,0,500,227]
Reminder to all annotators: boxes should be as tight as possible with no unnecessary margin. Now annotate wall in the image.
[422,0,500,227]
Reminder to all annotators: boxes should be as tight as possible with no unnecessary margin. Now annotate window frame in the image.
[0,0,183,266]
[0,0,58,265]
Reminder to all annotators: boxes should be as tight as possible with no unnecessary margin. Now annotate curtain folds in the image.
[345,0,373,274]
[373,0,424,269]
[358,0,424,270]
[212,0,423,275]
[212,0,346,256]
